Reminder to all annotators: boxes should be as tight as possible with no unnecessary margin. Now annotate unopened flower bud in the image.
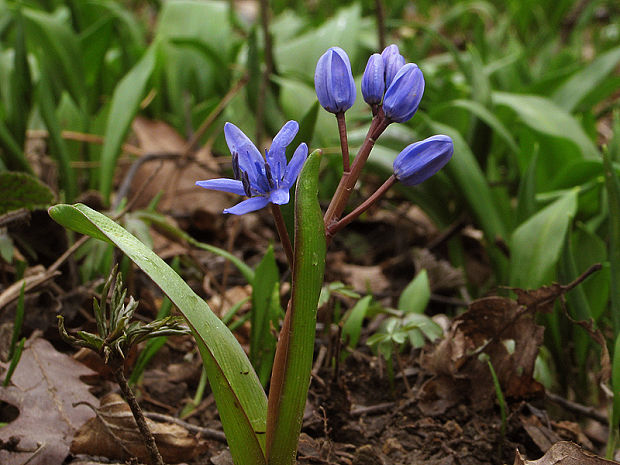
[314,47,356,114]
[383,63,425,123]
[393,135,453,186]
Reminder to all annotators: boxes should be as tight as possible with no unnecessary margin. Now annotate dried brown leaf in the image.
[0,337,98,465]
[513,441,619,465]
[70,393,208,464]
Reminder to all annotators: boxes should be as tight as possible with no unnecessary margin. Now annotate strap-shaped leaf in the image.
[49,203,267,465]
[266,149,326,464]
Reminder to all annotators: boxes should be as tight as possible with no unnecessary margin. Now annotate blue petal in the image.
[268,120,299,180]
[314,47,356,113]
[314,51,336,112]
[224,123,264,185]
[196,178,246,195]
[224,196,270,215]
[361,53,385,105]
[381,44,405,89]
[393,135,453,186]
[282,143,308,189]
[383,63,425,123]
[269,188,290,205]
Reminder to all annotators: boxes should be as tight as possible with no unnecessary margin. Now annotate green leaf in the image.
[23,7,86,109]
[99,45,157,202]
[48,203,267,465]
[509,189,578,289]
[552,45,620,113]
[425,117,507,240]
[0,172,54,215]
[398,270,431,314]
[251,246,280,386]
[266,150,326,465]
[274,4,361,79]
[603,138,620,336]
[341,295,371,351]
[36,77,77,201]
[444,99,519,154]
[494,92,598,160]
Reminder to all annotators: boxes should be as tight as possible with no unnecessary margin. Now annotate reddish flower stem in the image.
[336,112,350,173]
[326,175,396,241]
[271,204,294,269]
[324,111,389,230]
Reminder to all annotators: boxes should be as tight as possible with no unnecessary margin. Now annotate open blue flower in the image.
[196,121,308,215]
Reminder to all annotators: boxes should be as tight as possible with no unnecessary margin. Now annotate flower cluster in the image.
[196,121,308,215]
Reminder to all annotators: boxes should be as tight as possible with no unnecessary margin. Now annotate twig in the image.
[545,391,608,424]
[112,364,164,465]
[143,412,227,442]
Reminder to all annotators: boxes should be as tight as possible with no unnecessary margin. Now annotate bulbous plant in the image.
[50,43,453,465]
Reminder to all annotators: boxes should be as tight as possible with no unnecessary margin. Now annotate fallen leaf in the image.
[421,296,545,413]
[0,336,98,465]
[513,441,619,465]
[70,393,208,464]
[129,117,230,216]
[341,264,390,294]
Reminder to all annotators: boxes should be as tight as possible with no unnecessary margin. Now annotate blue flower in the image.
[393,135,453,186]
[361,53,385,105]
[383,63,425,123]
[381,44,405,89]
[196,121,308,215]
[314,47,356,114]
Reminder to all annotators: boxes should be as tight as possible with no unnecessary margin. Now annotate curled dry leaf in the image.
[0,336,98,465]
[70,393,208,464]
[513,441,619,465]
[420,296,545,414]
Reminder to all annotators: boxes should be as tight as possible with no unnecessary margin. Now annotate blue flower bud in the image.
[383,63,425,123]
[314,47,356,114]
[393,135,453,186]
[361,53,385,105]
[381,44,405,88]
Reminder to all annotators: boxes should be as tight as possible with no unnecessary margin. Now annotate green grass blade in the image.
[398,270,431,314]
[99,45,157,202]
[48,203,267,465]
[266,150,326,465]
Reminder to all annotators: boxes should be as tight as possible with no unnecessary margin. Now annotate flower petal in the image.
[383,63,425,123]
[282,143,308,189]
[196,178,246,195]
[268,120,299,179]
[224,122,263,184]
[269,188,290,205]
[223,196,270,215]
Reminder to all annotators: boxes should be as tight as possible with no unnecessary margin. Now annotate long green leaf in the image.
[603,137,620,336]
[48,203,267,465]
[99,45,157,202]
[509,189,578,288]
[552,45,620,113]
[494,92,598,159]
[266,150,326,464]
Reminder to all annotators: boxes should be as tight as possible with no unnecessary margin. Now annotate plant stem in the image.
[327,175,396,240]
[112,364,165,465]
[324,111,389,229]
[271,204,294,269]
[336,112,350,172]
[256,0,274,145]
[374,0,386,50]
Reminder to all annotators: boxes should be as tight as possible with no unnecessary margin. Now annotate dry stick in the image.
[270,204,294,270]
[143,411,227,442]
[374,0,386,50]
[545,391,608,424]
[336,112,351,172]
[256,0,274,145]
[26,129,144,157]
[112,364,165,465]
